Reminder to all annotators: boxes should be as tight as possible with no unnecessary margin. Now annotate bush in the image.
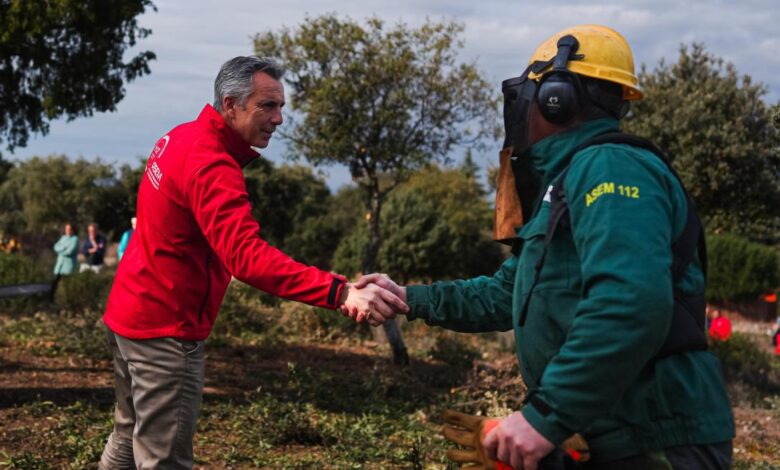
[211,281,368,346]
[430,333,480,369]
[0,310,110,360]
[210,282,276,343]
[54,271,114,313]
[0,253,52,313]
[708,333,780,396]
[706,233,779,303]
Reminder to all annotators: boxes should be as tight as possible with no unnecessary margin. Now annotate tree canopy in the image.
[255,14,500,364]
[254,14,499,271]
[0,156,141,243]
[333,165,505,283]
[0,0,156,154]
[624,43,780,240]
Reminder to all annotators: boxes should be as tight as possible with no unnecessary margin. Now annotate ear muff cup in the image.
[536,72,582,124]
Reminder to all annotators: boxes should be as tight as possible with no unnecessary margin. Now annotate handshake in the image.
[338,273,407,327]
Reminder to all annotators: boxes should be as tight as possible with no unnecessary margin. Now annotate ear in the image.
[222,96,236,116]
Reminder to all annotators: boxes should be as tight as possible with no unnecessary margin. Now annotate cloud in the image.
[14,0,780,185]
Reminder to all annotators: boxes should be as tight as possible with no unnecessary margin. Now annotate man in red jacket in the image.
[99,56,406,469]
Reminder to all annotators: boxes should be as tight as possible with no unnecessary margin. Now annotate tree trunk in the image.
[361,188,410,366]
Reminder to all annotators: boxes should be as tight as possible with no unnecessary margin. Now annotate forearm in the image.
[407,272,514,333]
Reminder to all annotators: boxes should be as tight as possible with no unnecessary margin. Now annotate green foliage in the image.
[244,159,331,250]
[0,252,47,285]
[624,43,780,239]
[0,400,111,469]
[0,156,143,243]
[0,310,110,360]
[430,333,480,370]
[708,333,780,398]
[256,14,499,274]
[211,281,369,346]
[706,233,780,303]
[255,15,498,174]
[284,186,365,270]
[0,0,156,153]
[334,166,505,281]
[54,271,114,314]
[0,252,51,313]
[209,281,276,344]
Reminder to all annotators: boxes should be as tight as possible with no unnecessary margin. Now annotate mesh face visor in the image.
[501,60,553,155]
[501,66,536,153]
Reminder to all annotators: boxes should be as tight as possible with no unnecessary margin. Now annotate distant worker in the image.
[708,308,732,342]
[117,217,136,261]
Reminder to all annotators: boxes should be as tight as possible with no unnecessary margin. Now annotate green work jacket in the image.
[406,118,735,462]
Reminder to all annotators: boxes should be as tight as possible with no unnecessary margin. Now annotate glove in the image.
[442,410,590,470]
[441,409,509,470]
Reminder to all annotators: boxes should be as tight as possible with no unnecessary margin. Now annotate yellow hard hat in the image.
[527,25,642,101]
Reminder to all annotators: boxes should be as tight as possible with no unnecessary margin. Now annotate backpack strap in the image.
[518,166,572,325]
[518,132,708,358]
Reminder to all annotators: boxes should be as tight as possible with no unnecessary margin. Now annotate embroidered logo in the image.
[146,135,169,190]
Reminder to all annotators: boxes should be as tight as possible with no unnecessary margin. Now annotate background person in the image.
[79,223,106,273]
[117,216,136,261]
[53,223,79,276]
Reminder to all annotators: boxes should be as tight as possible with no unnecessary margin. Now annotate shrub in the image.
[430,333,480,369]
[54,271,114,313]
[0,310,110,360]
[0,253,52,313]
[706,233,779,303]
[708,333,780,396]
[210,282,275,343]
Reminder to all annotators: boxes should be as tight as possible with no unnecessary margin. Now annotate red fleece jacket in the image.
[103,104,345,340]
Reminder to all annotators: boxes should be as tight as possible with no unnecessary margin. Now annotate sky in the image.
[13,0,780,190]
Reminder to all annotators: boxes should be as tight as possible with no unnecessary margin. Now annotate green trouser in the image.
[583,441,733,470]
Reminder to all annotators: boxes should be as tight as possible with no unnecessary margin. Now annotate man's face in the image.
[88,225,96,237]
[64,224,72,236]
[223,72,284,148]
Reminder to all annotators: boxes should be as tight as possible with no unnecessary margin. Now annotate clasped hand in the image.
[339,273,407,326]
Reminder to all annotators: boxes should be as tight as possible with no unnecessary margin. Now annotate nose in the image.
[271,109,283,126]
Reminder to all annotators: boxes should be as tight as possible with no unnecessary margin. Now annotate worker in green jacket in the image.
[353,25,734,469]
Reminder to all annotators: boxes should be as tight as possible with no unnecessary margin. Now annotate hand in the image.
[339,282,408,327]
[352,273,406,303]
[483,411,555,470]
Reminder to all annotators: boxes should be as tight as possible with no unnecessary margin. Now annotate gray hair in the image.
[213,56,284,111]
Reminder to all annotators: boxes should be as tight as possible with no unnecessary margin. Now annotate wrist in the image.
[338,282,353,306]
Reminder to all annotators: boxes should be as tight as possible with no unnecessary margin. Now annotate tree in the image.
[706,233,779,303]
[0,155,141,255]
[284,186,365,270]
[0,0,156,155]
[624,43,780,240]
[244,159,332,250]
[333,166,505,285]
[255,15,499,364]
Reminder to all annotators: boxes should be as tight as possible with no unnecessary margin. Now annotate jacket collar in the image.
[196,104,260,168]
[527,118,620,188]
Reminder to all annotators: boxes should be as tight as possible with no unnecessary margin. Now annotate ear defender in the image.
[536,35,584,124]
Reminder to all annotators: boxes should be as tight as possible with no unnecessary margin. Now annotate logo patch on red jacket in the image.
[146,135,170,190]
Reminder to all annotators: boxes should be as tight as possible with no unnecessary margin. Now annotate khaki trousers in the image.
[99,327,205,470]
